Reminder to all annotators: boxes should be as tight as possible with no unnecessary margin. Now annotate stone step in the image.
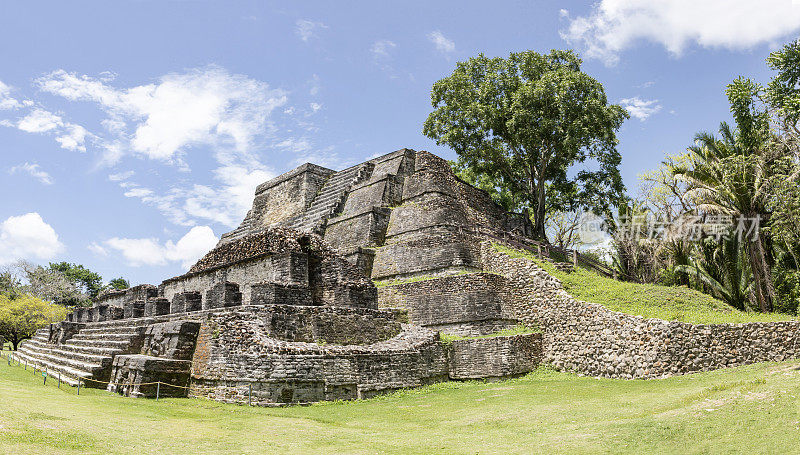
[31,334,50,343]
[9,350,94,388]
[67,338,131,350]
[47,341,123,358]
[88,317,155,329]
[78,326,140,336]
[15,345,107,378]
[308,195,343,209]
[20,340,112,367]
[71,332,137,342]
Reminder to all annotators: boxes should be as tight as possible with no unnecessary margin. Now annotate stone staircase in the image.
[283,162,374,233]
[11,320,150,388]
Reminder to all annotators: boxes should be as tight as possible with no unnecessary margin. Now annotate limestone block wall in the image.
[219,163,334,244]
[377,273,517,336]
[160,253,305,306]
[370,151,532,280]
[188,306,448,405]
[448,334,542,380]
[480,242,800,379]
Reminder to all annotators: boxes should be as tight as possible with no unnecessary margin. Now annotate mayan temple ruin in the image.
[12,148,800,405]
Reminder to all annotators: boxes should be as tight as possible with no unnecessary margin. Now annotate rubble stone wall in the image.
[480,242,800,379]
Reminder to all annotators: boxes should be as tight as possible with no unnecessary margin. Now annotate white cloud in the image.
[620,97,662,121]
[371,40,397,58]
[561,0,800,65]
[102,226,218,269]
[308,74,321,96]
[427,30,455,54]
[56,123,88,152]
[17,109,63,133]
[87,242,108,257]
[9,162,54,185]
[0,213,65,265]
[9,108,90,151]
[108,170,134,181]
[37,66,288,162]
[295,19,327,42]
[119,165,275,228]
[0,80,22,110]
[6,66,322,230]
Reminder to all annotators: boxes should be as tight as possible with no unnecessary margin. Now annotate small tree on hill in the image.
[424,49,629,240]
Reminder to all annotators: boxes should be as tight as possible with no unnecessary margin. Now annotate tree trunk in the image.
[747,235,775,313]
[533,176,547,241]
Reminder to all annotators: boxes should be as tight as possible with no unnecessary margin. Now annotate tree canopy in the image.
[0,293,67,350]
[48,262,103,298]
[423,49,628,240]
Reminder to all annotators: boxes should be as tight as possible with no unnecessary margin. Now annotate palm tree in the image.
[674,236,752,311]
[673,78,777,312]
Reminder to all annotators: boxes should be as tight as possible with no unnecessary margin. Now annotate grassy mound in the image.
[2,350,800,454]
[494,244,796,324]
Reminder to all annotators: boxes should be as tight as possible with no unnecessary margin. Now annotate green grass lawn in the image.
[494,244,796,324]
[2,353,800,454]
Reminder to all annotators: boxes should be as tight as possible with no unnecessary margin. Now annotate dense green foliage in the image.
[106,277,130,291]
[423,49,628,239]
[625,39,800,315]
[48,262,103,298]
[0,294,68,350]
[2,355,799,454]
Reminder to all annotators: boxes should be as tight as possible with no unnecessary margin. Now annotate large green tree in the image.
[423,49,628,240]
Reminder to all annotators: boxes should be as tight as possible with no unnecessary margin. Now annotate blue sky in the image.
[1,0,800,285]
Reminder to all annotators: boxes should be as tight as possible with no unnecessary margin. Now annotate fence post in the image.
[58,373,61,389]
[572,250,578,267]
[613,270,618,280]
[156,382,160,401]
[249,383,252,406]
[77,379,81,395]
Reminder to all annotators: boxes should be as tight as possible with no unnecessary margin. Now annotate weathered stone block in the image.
[48,321,85,344]
[250,283,311,306]
[108,306,125,320]
[269,252,308,285]
[203,282,242,310]
[124,301,145,319]
[448,333,541,380]
[171,291,202,314]
[142,321,200,360]
[108,355,192,398]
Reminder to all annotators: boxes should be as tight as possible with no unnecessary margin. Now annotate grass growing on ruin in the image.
[373,270,485,288]
[493,244,796,324]
[3,353,800,454]
[439,324,541,343]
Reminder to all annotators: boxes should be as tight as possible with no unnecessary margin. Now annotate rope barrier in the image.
[1,350,192,400]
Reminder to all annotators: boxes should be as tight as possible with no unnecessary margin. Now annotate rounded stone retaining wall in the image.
[447,333,542,380]
[480,242,800,379]
[189,306,449,405]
